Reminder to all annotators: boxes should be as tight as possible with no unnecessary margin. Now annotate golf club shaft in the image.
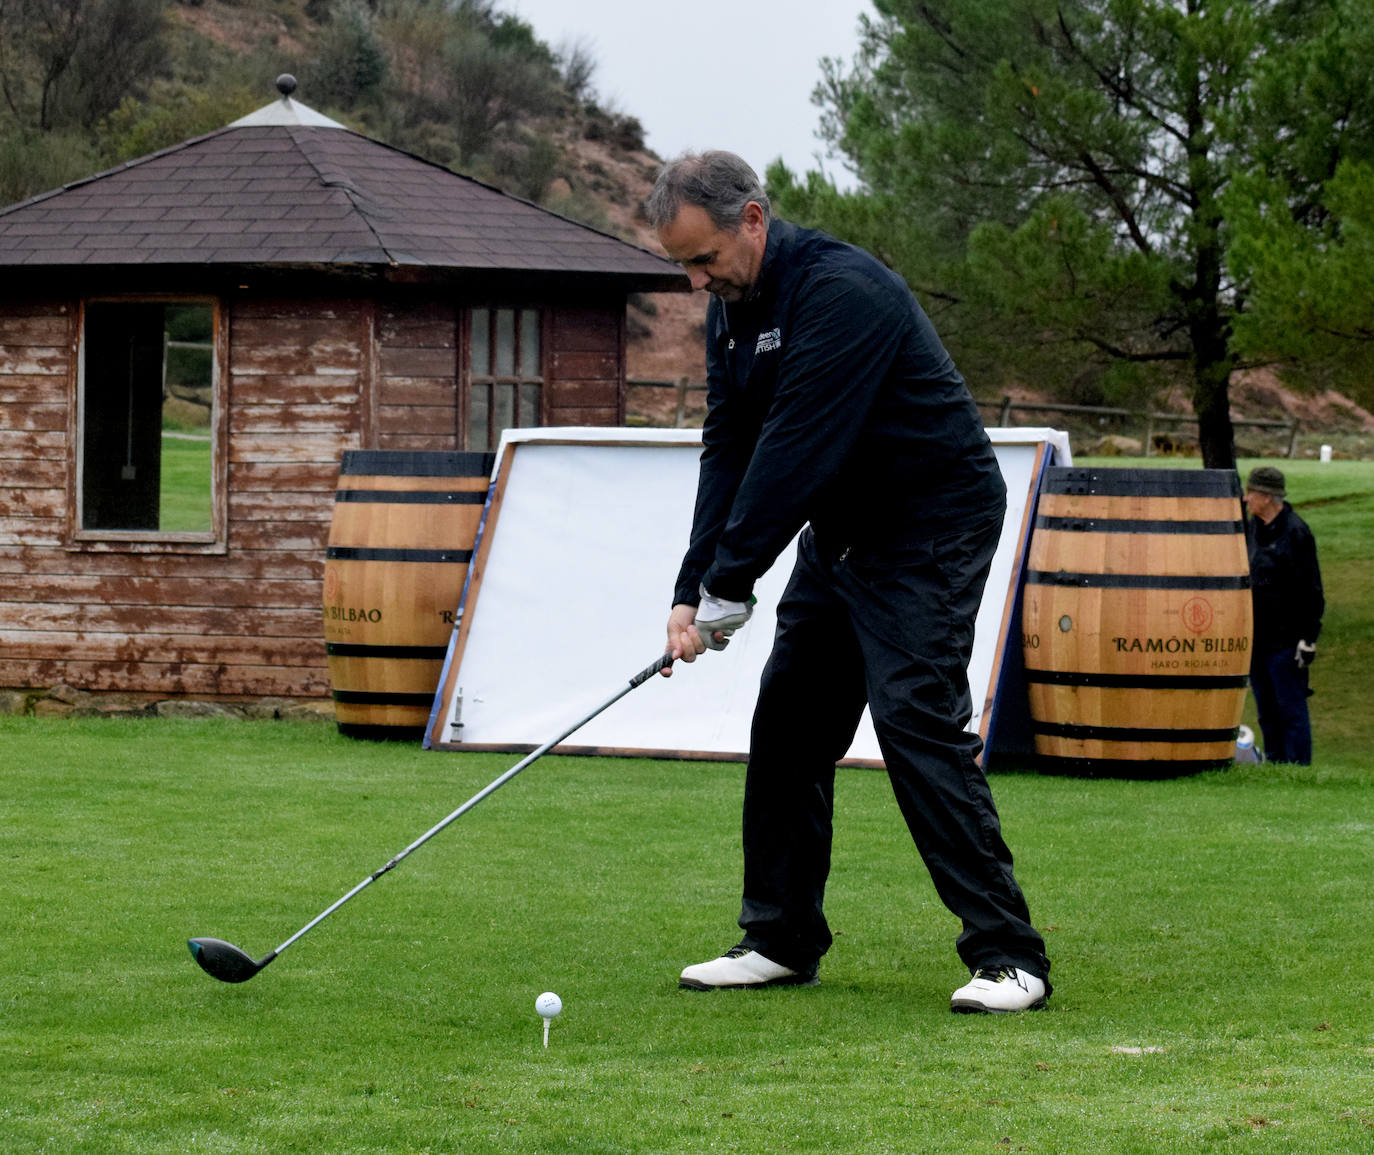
[268,652,673,960]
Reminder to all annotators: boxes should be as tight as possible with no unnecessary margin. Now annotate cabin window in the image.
[78,300,218,540]
[468,307,542,451]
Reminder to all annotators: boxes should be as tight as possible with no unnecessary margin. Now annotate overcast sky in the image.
[506,0,874,190]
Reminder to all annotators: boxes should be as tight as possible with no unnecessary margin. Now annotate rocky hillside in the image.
[542,131,709,426]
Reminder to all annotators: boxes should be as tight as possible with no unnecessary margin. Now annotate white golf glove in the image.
[1295,640,1317,669]
[695,584,755,650]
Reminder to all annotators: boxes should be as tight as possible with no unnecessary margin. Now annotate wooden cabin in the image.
[0,79,687,703]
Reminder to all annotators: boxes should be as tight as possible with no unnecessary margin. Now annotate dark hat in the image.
[1246,465,1286,498]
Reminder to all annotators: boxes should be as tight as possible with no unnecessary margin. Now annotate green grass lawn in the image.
[158,432,213,533]
[2,457,1371,1153]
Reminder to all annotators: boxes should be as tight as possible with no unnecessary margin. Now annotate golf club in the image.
[188,652,673,983]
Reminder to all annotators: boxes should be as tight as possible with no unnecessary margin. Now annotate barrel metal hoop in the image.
[1035,515,1243,535]
[1031,756,1234,778]
[1042,468,1242,498]
[1032,721,1240,743]
[340,450,496,477]
[331,690,437,707]
[1025,570,1250,590]
[325,642,450,659]
[326,547,474,563]
[334,489,488,505]
[1024,670,1249,689]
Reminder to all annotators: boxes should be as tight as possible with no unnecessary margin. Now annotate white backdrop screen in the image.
[426,428,1067,762]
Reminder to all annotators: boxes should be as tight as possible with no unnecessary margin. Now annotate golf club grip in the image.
[630,653,674,687]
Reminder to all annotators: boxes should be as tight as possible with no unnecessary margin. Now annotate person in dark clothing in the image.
[1243,466,1324,765]
[645,151,1051,1013]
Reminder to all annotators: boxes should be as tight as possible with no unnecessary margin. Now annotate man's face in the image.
[656,202,768,302]
[1243,489,1281,523]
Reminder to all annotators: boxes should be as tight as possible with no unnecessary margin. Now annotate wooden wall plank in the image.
[379,301,456,341]
[0,488,64,517]
[232,351,362,376]
[230,375,361,406]
[375,405,459,436]
[0,573,319,609]
[546,405,618,427]
[228,522,330,552]
[547,380,618,407]
[1,601,321,637]
[0,630,325,667]
[233,403,358,433]
[0,348,67,375]
[230,316,358,345]
[377,378,459,408]
[549,306,620,350]
[3,404,67,432]
[232,298,362,321]
[0,547,322,581]
[0,659,328,697]
[379,347,456,377]
[228,462,340,492]
[0,374,69,401]
[0,301,75,318]
[229,432,357,462]
[0,430,66,456]
[0,316,72,343]
[0,516,63,545]
[376,432,460,451]
[551,351,618,379]
[0,460,64,487]
[229,492,335,522]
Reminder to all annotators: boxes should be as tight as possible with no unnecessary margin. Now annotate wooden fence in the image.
[627,380,1301,457]
[978,396,1300,458]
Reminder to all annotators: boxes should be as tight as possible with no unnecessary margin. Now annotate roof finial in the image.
[276,74,298,99]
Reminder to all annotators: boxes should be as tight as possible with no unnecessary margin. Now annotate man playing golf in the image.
[646,151,1051,1013]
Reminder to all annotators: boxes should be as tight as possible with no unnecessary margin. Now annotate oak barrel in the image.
[323,450,494,740]
[1021,467,1253,776]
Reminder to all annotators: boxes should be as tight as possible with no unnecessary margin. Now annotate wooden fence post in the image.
[674,377,689,428]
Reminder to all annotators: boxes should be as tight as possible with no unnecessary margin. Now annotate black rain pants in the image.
[736,516,1051,989]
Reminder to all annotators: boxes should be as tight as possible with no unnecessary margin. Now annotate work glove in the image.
[695,584,755,650]
[1295,640,1317,669]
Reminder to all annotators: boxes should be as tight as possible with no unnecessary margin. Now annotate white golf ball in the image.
[535,991,562,1019]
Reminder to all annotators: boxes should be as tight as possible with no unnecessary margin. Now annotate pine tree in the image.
[777,0,1374,467]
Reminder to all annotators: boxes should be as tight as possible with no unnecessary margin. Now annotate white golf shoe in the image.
[679,942,819,990]
[950,965,1047,1013]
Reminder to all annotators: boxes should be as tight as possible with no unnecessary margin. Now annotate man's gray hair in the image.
[644,151,772,231]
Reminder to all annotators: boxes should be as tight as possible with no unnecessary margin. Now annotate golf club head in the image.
[188,937,273,983]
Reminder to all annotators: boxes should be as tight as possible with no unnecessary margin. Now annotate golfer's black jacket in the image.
[1247,503,1324,655]
[674,219,1005,606]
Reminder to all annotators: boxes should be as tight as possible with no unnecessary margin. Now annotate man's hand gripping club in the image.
[662,585,755,675]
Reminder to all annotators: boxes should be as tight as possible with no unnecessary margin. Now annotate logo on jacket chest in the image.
[755,327,782,354]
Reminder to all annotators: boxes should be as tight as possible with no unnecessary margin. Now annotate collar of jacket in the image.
[751,218,791,303]
[720,219,794,333]
[1255,501,1294,541]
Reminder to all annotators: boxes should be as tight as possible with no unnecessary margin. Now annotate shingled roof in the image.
[0,85,687,290]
